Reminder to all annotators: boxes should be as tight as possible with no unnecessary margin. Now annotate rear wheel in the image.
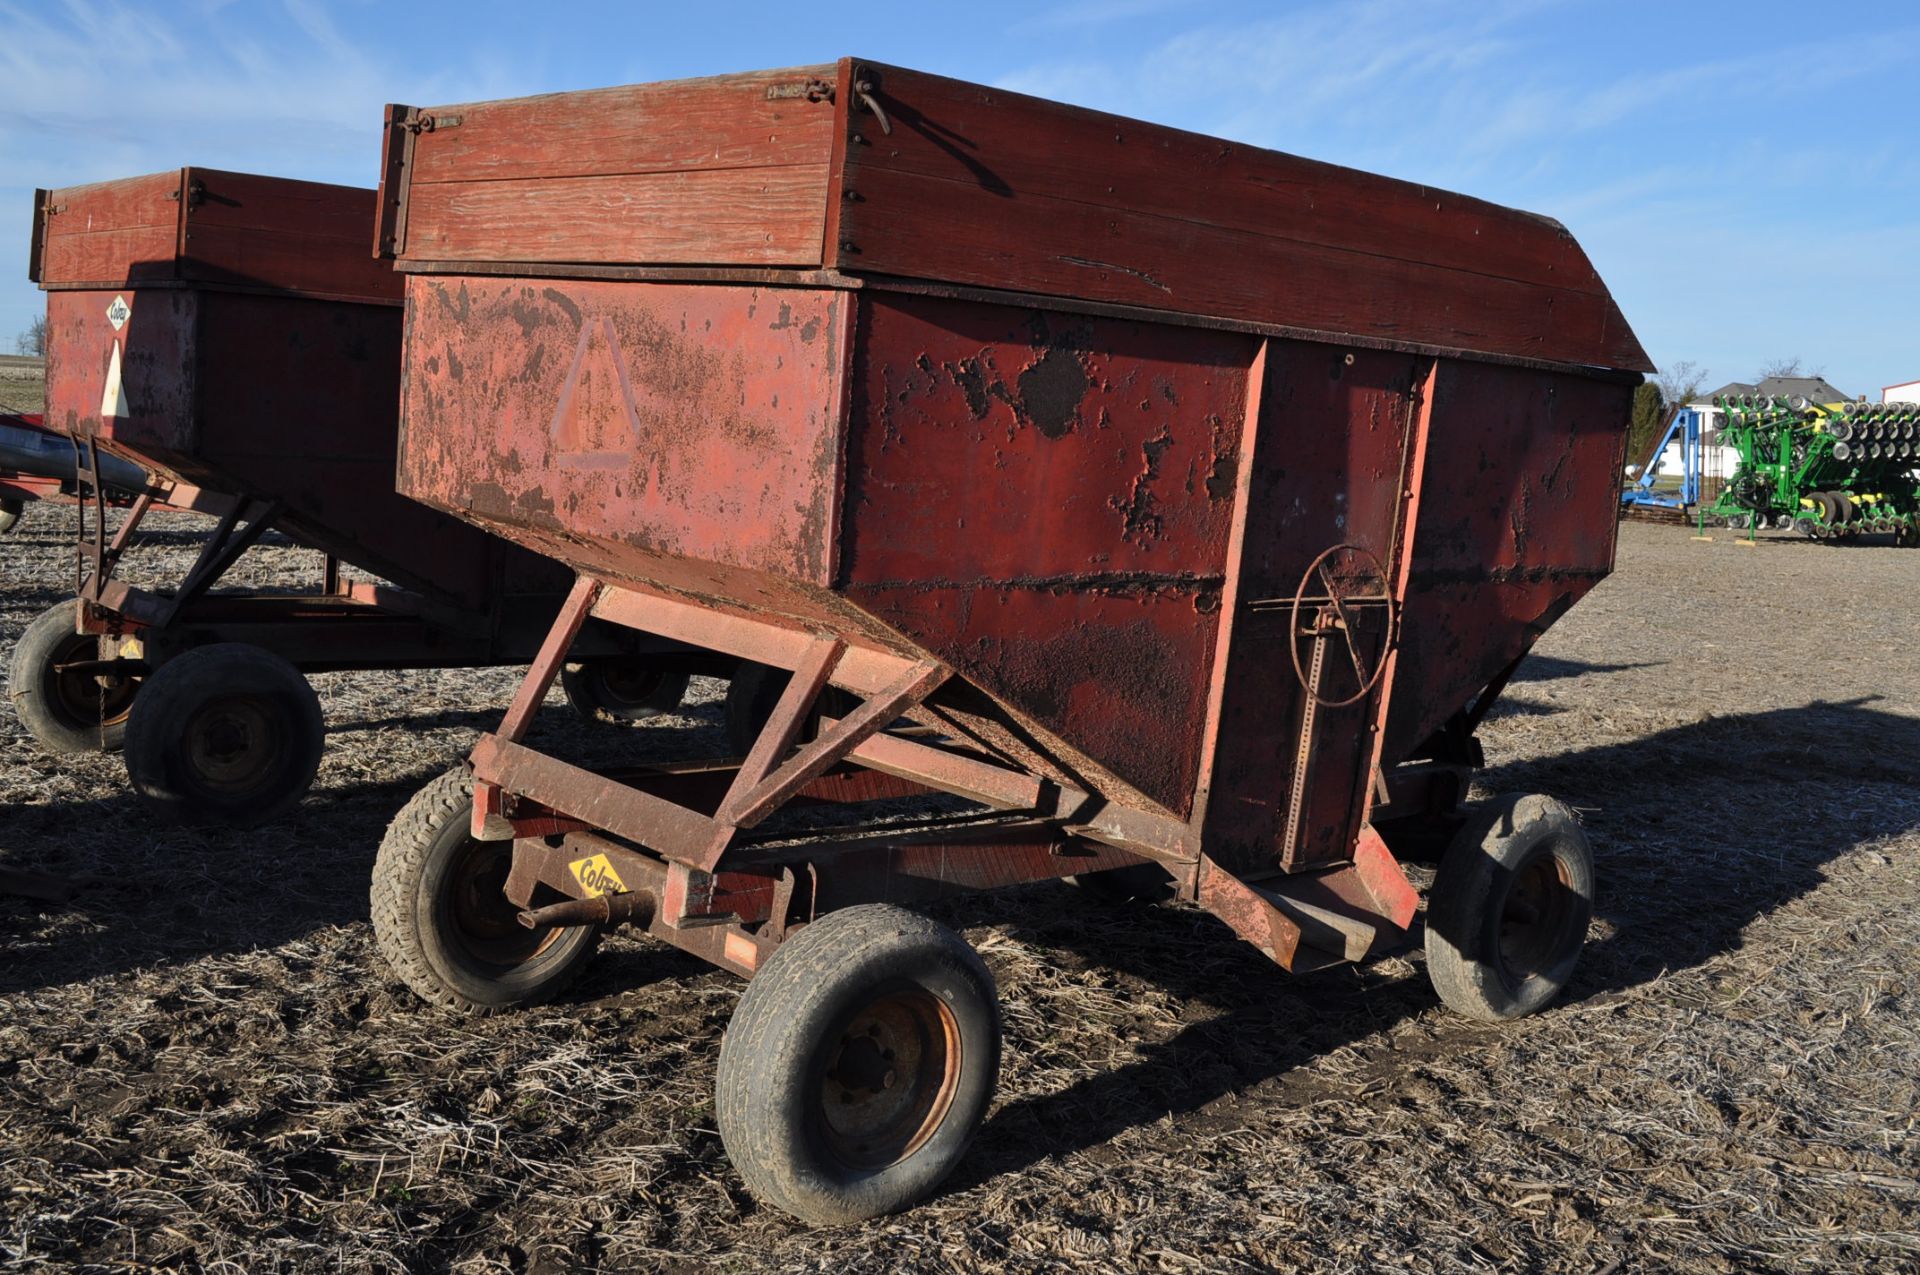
[1426,793,1594,1022]
[716,904,1000,1224]
[561,657,689,725]
[123,643,323,825]
[724,661,858,756]
[371,768,600,1013]
[7,599,141,753]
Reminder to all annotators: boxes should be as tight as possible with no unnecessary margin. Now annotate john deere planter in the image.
[1704,395,1920,545]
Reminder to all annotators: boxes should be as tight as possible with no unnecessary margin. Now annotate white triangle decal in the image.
[99,342,127,418]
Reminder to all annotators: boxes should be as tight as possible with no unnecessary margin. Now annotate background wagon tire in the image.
[1426,793,1595,1022]
[716,904,1001,1225]
[0,497,21,533]
[723,661,858,757]
[8,599,141,754]
[1065,861,1175,905]
[561,658,689,725]
[371,768,600,1014]
[123,643,323,826]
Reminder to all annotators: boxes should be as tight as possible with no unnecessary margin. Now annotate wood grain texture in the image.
[406,66,838,186]
[402,166,830,266]
[36,171,181,288]
[838,165,1644,372]
[37,168,398,303]
[179,169,399,302]
[835,62,1650,373]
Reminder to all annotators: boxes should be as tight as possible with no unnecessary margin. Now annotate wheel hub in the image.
[819,988,960,1169]
[595,661,666,708]
[185,698,279,792]
[1496,851,1577,984]
[52,638,138,728]
[446,838,560,969]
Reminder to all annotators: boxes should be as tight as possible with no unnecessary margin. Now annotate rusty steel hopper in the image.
[369,59,1648,1223]
[14,169,681,826]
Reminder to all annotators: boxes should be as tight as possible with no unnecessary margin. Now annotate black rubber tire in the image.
[370,768,600,1014]
[561,658,690,725]
[1065,861,1175,905]
[0,498,21,534]
[1426,793,1594,1023]
[723,661,858,757]
[716,904,1001,1224]
[123,643,324,826]
[1811,492,1838,535]
[7,599,140,754]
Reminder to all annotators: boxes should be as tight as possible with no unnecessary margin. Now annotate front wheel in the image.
[371,768,600,1014]
[0,497,22,534]
[123,643,323,825]
[716,905,1001,1224]
[7,599,141,753]
[1425,793,1594,1022]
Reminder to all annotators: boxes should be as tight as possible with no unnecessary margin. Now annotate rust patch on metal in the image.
[1014,346,1089,439]
[945,356,991,419]
[1111,428,1174,545]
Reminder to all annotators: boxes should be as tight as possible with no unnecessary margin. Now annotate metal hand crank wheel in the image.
[1288,543,1397,709]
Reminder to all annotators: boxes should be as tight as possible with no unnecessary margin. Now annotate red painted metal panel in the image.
[837,291,1251,816]
[396,275,848,588]
[42,281,553,617]
[44,288,198,460]
[1384,361,1634,761]
[1199,344,1423,874]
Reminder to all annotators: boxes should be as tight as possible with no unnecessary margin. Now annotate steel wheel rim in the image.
[184,696,283,793]
[593,661,667,711]
[1495,849,1578,988]
[817,985,962,1170]
[444,837,562,970]
[52,636,137,728]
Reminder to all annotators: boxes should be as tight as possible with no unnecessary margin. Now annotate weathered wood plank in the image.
[402,166,830,266]
[406,66,838,186]
[843,64,1614,300]
[37,168,398,302]
[179,169,399,301]
[36,170,181,287]
[836,164,1646,372]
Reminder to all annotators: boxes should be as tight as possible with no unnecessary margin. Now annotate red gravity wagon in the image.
[365,60,1649,1222]
[12,168,696,824]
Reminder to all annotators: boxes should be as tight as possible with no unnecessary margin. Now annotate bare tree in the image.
[1755,356,1825,381]
[1653,359,1704,406]
[13,316,45,358]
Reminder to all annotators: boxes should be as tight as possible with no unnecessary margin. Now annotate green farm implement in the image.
[1703,395,1920,545]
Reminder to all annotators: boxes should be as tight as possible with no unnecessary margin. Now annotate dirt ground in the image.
[3,483,1919,1272]
[0,371,46,416]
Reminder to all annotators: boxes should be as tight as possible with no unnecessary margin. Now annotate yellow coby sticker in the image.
[569,853,627,897]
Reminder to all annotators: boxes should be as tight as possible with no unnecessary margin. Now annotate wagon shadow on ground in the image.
[1508,654,1663,683]
[0,705,728,996]
[956,695,1920,1181]
[3,695,1915,1170]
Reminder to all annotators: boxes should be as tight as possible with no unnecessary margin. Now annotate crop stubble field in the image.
[2,477,1918,1270]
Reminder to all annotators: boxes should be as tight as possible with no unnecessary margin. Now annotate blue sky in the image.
[3,0,1914,397]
